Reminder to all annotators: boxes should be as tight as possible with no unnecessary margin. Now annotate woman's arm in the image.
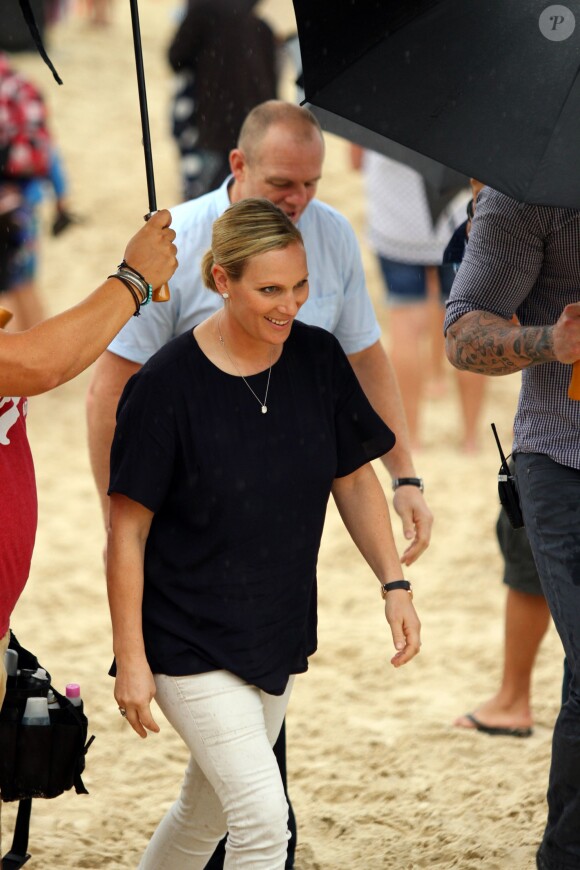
[107,493,160,738]
[332,463,421,667]
[0,210,176,396]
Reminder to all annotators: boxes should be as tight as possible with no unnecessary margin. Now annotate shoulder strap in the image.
[2,798,32,868]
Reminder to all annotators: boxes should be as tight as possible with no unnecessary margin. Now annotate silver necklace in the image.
[217,315,274,414]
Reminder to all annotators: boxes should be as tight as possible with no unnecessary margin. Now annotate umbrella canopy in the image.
[307,104,469,222]
[284,30,468,220]
[292,0,580,209]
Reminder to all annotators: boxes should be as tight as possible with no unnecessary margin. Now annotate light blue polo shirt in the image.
[108,178,380,363]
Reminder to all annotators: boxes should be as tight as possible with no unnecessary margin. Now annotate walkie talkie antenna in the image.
[491,423,510,475]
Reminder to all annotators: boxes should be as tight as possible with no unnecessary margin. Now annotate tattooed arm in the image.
[446,304,580,376]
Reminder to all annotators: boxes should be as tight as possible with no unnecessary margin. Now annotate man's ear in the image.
[229,148,246,183]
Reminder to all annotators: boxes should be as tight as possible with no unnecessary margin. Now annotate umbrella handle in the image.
[568,361,580,400]
[153,282,170,303]
[144,211,170,303]
[0,307,13,329]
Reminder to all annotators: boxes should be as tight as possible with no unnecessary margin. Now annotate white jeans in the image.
[138,670,294,870]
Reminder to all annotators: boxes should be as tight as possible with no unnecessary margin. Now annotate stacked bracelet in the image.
[111,274,141,316]
[108,259,153,317]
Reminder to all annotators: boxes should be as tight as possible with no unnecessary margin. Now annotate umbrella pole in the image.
[128,0,170,303]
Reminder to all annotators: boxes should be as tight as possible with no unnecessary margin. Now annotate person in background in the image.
[445,182,552,738]
[0,54,78,332]
[168,0,278,201]
[106,197,421,870]
[352,145,486,452]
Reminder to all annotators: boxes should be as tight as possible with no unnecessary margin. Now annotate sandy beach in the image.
[3,2,564,867]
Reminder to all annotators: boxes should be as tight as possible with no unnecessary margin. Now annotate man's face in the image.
[231,123,324,223]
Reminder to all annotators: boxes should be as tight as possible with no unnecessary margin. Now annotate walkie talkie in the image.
[491,423,524,529]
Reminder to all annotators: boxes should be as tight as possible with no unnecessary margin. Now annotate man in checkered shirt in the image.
[444,185,580,870]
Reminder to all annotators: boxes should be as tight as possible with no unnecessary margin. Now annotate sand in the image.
[2,2,563,867]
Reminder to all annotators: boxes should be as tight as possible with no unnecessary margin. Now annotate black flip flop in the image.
[464,712,533,738]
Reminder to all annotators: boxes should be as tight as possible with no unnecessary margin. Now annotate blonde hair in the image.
[237,100,323,165]
[201,198,303,292]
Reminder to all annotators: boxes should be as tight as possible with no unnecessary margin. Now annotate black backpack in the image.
[0,632,94,869]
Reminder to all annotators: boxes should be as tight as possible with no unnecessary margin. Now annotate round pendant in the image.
[261,405,268,414]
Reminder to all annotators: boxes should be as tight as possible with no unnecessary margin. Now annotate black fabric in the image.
[168,0,277,151]
[2,798,32,868]
[293,0,580,210]
[109,322,395,695]
[0,0,45,52]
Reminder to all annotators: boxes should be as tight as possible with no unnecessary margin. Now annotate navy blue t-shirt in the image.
[109,321,395,695]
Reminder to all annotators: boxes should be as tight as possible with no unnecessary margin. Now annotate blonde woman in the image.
[106,198,421,870]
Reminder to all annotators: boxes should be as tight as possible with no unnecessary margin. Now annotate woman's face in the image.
[216,242,309,347]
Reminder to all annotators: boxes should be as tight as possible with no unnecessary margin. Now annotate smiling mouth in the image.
[266,316,290,326]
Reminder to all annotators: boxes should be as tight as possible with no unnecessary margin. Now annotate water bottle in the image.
[65,683,82,708]
[21,696,50,726]
[4,648,18,689]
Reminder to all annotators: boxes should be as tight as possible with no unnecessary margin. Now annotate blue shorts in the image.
[0,202,38,291]
[378,256,456,306]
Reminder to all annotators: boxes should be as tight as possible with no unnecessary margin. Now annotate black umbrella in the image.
[292,0,580,210]
[306,105,468,223]
[292,0,580,397]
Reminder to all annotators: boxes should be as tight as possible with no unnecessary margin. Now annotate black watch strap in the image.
[381,580,413,599]
[392,477,424,493]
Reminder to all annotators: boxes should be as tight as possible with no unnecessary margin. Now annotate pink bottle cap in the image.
[65,683,81,699]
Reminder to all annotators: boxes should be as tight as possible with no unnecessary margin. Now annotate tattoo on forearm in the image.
[446,312,554,375]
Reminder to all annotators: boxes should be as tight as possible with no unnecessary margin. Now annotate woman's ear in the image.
[212,263,230,296]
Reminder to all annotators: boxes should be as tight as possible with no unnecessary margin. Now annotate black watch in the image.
[381,580,413,600]
[392,477,424,493]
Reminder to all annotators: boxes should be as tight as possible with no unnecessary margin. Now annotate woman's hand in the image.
[384,590,421,667]
[114,659,160,739]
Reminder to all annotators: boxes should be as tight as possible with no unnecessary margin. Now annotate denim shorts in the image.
[378,255,456,306]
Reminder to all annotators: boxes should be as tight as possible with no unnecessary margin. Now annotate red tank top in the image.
[0,396,37,636]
